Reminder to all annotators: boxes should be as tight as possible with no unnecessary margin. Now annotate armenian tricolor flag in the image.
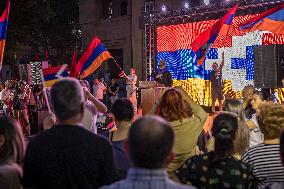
[76,36,112,79]
[41,64,69,87]
[0,1,10,70]
[240,3,284,35]
[192,4,238,65]
[70,50,79,78]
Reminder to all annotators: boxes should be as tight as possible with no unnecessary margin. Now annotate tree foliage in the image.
[0,0,80,65]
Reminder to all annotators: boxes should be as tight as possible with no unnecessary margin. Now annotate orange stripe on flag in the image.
[197,55,206,66]
[0,40,6,67]
[219,24,230,36]
[80,51,112,79]
[251,18,284,35]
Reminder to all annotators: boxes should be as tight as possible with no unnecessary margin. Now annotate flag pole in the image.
[40,70,52,114]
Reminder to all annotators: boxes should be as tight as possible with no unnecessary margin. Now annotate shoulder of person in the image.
[0,162,22,188]
[0,162,22,175]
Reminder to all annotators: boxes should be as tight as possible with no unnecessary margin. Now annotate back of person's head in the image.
[223,99,249,155]
[253,89,272,101]
[258,102,284,140]
[50,78,84,122]
[110,98,134,122]
[242,85,254,100]
[0,116,25,164]
[159,88,192,122]
[212,113,238,161]
[223,99,245,120]
[129,115,174,169]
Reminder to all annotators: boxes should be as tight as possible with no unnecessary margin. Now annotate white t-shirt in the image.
[249,114,264,147]
[81,100,98,134]
[126,74,137,85]
[92,83,106,100]
[0,89,13,108]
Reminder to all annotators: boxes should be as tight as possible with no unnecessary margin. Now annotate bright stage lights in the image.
[161,5,167,12]
[184,2,190,9]
[204,0,210,5]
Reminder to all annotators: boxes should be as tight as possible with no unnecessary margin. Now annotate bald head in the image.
[129,115,174,169]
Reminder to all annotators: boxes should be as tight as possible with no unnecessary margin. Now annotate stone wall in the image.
[79,0,145,79]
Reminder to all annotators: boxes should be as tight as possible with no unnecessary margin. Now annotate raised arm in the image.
[84,88,107,114]
[219,51,224,70]
[175,86,208,125]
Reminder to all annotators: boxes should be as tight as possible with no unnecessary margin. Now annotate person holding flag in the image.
[191,4,237,112]
[125,68,138,114]
[191,4,238,66]
[210,51,224,113]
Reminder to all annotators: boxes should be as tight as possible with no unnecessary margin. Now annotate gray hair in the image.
[50,78,84,121]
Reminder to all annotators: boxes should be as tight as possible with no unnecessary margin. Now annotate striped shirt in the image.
[99,168,194,189]
[242,144,284,188]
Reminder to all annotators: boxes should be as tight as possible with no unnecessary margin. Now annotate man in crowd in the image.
[13,80,30,137]
[155,60,173,87]
[0,80,14,116]
[108,78,119,105]
[100,115,194,189]
[93,77,107,103]
[22,78,118,189]
[210,52,224,113]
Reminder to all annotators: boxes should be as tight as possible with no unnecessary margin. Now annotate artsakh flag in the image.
[41,64,69,87]
[240,3,284,35]
[0,1,10,71]
[76,36,112,79]
[192,4,238,65]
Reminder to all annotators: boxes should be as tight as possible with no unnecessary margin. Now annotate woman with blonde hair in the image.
[0,116,26,189]
[154,87,208,175]
[223,99,250,158]
[242,102,284,188]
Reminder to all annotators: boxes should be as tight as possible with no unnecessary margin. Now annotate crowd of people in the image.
[0,80,46,137]
[0,74,283,189]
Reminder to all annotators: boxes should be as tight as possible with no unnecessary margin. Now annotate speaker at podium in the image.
[139,81,167,115]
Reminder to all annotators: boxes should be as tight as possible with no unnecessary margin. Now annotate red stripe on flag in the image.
[76,36,102,73]
[0,1,10,22]
[42,65,68,76]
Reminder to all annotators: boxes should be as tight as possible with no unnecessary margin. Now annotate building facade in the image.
[79,0,146,79]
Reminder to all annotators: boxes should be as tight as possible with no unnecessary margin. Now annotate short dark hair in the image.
[253,89,272,101]
[110,98,134,122]
[212,113,238,161]
[129,115,174,169]
[50,78,83,121]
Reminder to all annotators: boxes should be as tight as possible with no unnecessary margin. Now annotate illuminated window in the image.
[108,2,113,18]
[103,0,113,19]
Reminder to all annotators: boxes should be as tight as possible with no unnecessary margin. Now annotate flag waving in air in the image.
[70,50,79,78]
[240,3,284,35]
[0,1,10,71]
[76,36,112,79]
[41,64,69,88]
[191,4,238,65]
